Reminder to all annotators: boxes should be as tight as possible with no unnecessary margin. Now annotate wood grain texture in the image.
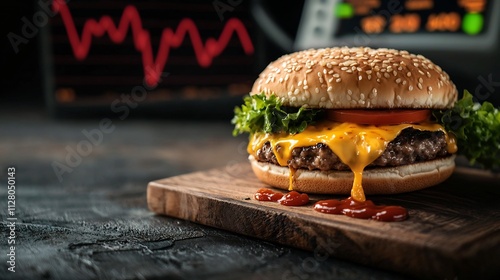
[148,163,500,279]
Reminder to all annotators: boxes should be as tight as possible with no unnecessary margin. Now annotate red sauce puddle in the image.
[255,188,407,222]
[255,188,309,206]
[314,197,408,222]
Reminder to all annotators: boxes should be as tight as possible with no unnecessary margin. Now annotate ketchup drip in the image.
[254,189,406,222]
[255,188,309,206]
[314,197,408,222]
[278,191,309,206]
[254,188,283,201]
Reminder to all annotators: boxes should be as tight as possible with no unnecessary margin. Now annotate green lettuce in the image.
[434,90,500,169]
[232,93,321,136]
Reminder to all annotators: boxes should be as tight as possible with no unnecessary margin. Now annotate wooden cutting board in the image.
[147,162,500,279]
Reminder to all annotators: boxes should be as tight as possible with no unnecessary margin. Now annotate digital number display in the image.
[334,0,490,36]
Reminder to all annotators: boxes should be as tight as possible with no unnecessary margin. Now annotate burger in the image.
[232,47,458,202]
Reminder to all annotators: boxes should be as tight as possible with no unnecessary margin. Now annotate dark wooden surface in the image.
[147,163,500,279]
[0,109,417,280]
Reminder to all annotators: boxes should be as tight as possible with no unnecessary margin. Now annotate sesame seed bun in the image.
[251,47,457,109]
[249,155,456,195]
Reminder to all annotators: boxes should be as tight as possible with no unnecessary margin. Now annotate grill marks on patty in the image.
[255,128,450,171]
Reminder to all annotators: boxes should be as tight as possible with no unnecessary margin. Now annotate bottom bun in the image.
[249,155,456,195]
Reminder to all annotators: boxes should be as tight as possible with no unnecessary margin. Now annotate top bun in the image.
[251,47,457,109]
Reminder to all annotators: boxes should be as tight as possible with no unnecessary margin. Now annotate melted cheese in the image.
[248,121,457,202]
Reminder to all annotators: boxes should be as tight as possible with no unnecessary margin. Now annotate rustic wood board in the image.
[147,162,500,279]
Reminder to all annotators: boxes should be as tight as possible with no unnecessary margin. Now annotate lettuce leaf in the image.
[434,90,500,169]
[232,93,321,136]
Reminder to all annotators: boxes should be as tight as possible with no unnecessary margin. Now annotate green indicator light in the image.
[462,13,484,35]
[335,3,354,19]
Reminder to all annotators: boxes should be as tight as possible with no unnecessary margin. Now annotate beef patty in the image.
[255,128,450,171]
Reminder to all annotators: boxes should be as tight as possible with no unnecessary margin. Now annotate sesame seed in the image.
[320,97,326,102]
[287,91,292,96]
[358,75,363,81]
[418,77,423,83]
[306,69,313,74]
[294,89,299,95]
[360,93,365,100]
[336,78,342,83]
[304,79,308,85]
[396,78,401,84]
[407,72,412,77]
[346,70,353,73]
[409,85,413,91]
[328,78,333,83]
[327,86,333,92]
[359,100,365,105]
[426,72,431,78]
[384,73,390,78]
[333,73,340,78]
[303,85,309,90]
[279,77,283,83]
[298,81,302,86]
[319,77,324,83]
[428,86,432,92]
[341,67,348,71]
[397,95,402,101]
[315,87,320,93]
[417,83,423,90]
[371,88,378,96]
[367,74,372,80]
[348,89,353,95]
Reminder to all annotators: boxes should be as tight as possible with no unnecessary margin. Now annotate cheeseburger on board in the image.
[232,47,458,202]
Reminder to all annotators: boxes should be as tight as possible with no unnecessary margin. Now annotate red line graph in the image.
[52,0,255,86]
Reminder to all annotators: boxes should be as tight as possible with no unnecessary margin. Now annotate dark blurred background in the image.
[2,0,499,119]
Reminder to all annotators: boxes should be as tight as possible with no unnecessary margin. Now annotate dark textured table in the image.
[0,109,423,280]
